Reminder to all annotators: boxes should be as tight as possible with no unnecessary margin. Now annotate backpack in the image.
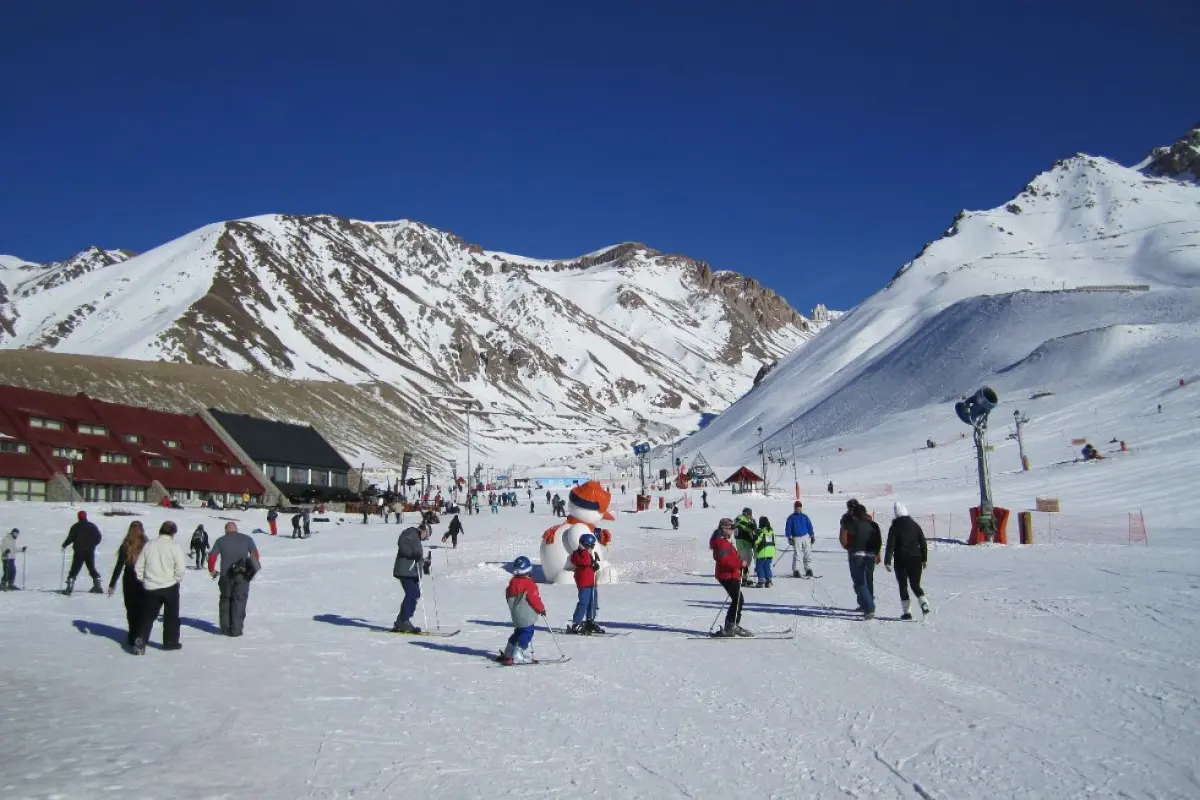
[228,553,260,581]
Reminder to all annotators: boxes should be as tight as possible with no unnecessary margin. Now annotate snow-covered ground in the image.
[1,478,1197,798]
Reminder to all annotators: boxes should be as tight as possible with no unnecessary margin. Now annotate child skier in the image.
[501,556,546,664]
[670,504,679,530]
[188,525,209,571]
[753,516,776,588]
[567,533,605,634]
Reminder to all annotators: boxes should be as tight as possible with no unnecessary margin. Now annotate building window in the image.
[202,443,217,453]
[0,477,47,502]
[188,462,211,472]
[123,433,141,444]
[163,439,180,449]
[148,457,172,469]
[265,464,289,483]
[0,441,30,454]
[81,484,146,503]
[29,417,64,431]
[331,471,349,489]
[290,467,310,484]
[78,423,108,436]
[228,466,246,476]
[100,452,132,464]
[310,470,329,487]
[51,447,86,461]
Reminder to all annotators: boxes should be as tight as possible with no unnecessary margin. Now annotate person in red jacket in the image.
[711,518,752,637]
[501,556,546,664]
[566,533,605,635]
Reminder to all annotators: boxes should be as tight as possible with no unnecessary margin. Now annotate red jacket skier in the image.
[711,518,751,637]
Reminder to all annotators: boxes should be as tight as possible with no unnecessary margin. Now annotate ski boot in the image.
[864,611,876,620]
[805,569,814,578]
[0,580,9,591]
[565,622,586,635]
[733,625,754,637]
[511,647,534,665]
[391,619,422,634]
[793,570,801,578]
[584,620,606,635]
[765,580,773,588]
[90,578,104,594]
[63,577,74,596]
[498,643,516,665]
[754,580,764,589]
[919,596,931,616]
[711,624,737,638]
[132,638,146,656]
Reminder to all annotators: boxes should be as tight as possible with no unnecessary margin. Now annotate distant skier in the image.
[753,516,776,588]
[827,481,834,495]
[840,502,882,619]
[530,499,535,514]
[546,490,552,505]
[442,514,463,548]
[291,513,303,539]
[670,503,679,530]
[733,508,757,587]
[62,510,103,595]
[567,533,604,634]
[500,555,546,664]
[711,518,751,637]
[189,525,209,570]
[303,508,312,538]
[391,521,430,634]
[884,503,930,620]
[1,528,22,590]
[785,501,815,578]
[701,490,708,509]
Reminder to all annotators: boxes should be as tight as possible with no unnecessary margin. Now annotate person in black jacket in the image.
[107,521,148,647]
[839,502,882,618]
[189,525,210,570]
[885,503,930,620]
[441,515,463,548]
[62,510,103,594]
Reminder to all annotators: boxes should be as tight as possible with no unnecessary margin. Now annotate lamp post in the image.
[429,394,481,501]
[757,426,769,495]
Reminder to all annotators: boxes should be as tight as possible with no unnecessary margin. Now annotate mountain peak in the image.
[1138,122,1200,181]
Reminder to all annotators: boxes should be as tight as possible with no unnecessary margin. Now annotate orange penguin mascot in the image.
[540,481,616,584]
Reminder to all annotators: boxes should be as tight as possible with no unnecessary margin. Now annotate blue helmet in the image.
[579,533,597,549]
[512,556,533,575]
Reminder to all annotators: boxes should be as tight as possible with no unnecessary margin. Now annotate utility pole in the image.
[429,395,481,503]
[758,426,769,495]
[1014,409,1030,471]
[789,422,799,495]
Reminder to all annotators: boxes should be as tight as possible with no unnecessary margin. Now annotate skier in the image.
[567,532,605,634]
[670,503,679,530]
[884,503,931,620]
[303,507,312,538]
[291,513,303,539]
[753,516,776,588]
[132,521,187,654]
[207,521,261,637]
[267,507,279,536]
[189,525,209,570]
[500,555,546,664]
[711,518,751,636]
[733,508,757,587]
[546,490,552,505]
[61,510,103,595]
[1,528,22,590]
[442,514,463,548]
[785,501,816,578]
[530,499,535,514]
[840,502,882,619]
[701,490,708,509]
[107,521,148,648]
[827,481,834,495]
[391,520,430,633]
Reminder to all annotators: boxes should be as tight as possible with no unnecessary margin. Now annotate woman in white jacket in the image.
[133,521,187,655]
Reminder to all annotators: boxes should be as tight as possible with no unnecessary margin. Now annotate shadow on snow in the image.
[312,613,392,632]
[408,640,498,659]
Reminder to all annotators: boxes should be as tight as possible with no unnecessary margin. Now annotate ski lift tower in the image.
[429,394,482,500]
[954,387,1010,543]
[632,442,651,495]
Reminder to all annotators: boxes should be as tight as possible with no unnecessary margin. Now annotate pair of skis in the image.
[688,626,794,640]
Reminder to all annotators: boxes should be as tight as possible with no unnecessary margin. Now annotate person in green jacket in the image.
[753,516,777,588]
[734,509,757,586]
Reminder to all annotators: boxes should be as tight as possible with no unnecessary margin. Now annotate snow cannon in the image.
[539,480,616,584]
[955,387,998,425]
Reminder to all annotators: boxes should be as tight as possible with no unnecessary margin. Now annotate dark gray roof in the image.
[208,409,351,472]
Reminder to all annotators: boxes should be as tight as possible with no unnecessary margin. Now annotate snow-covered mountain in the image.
[0,218,814,465]
[679,123,1200,501]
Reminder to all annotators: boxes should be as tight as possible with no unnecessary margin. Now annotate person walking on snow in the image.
[132,521,187,654]
[753,516,776,588]
[711,518,752,636]
[785,501,815,578]
[62,510,103,594]
[208,522,261,637]
[1,528,23,590]
[733,508,757,587]
[391,521,430,633]
[885,503,931,619]
[291,513,303,539]
[670,503,680,530]
[840,502,882,619]
[267,507,279,536]
[567,532,605,634]
[189,525,209,571]
[500,555,546,664]
[701,490,708,509]
[442,514,463,548]
[108,521,148,648]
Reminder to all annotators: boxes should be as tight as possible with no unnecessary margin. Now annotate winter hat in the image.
[742,507,752,516]
[894,502,909,518]
[77,510,87,521]
[794,501,803,510]
[9,528,17,536]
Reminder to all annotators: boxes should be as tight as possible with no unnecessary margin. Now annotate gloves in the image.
[106,587,115,597]
[885,564,893,573]
[210,571,219,580]
[786,537,794,546]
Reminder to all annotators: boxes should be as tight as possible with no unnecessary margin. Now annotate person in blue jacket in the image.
[785,501,815,578]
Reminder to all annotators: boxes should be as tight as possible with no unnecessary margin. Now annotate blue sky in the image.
[2,1,1196,312]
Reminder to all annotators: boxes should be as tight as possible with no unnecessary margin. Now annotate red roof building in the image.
[0,385,263,503]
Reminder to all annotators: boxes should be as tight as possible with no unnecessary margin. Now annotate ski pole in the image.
[541,614,566,659]
[773,547,793,567]
[709,592,730,633]
[21,549,27,591]
[427,553,442,632]
[60,549,66,592]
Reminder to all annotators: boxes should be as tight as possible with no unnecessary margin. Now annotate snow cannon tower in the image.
[954,387,1010,544]
[541,481,617,584]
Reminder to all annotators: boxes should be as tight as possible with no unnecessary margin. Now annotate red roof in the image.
[723,466,763,484]
[0,385,263,495]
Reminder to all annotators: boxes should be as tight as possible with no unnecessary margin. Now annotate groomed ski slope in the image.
[1,485,1197,798]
